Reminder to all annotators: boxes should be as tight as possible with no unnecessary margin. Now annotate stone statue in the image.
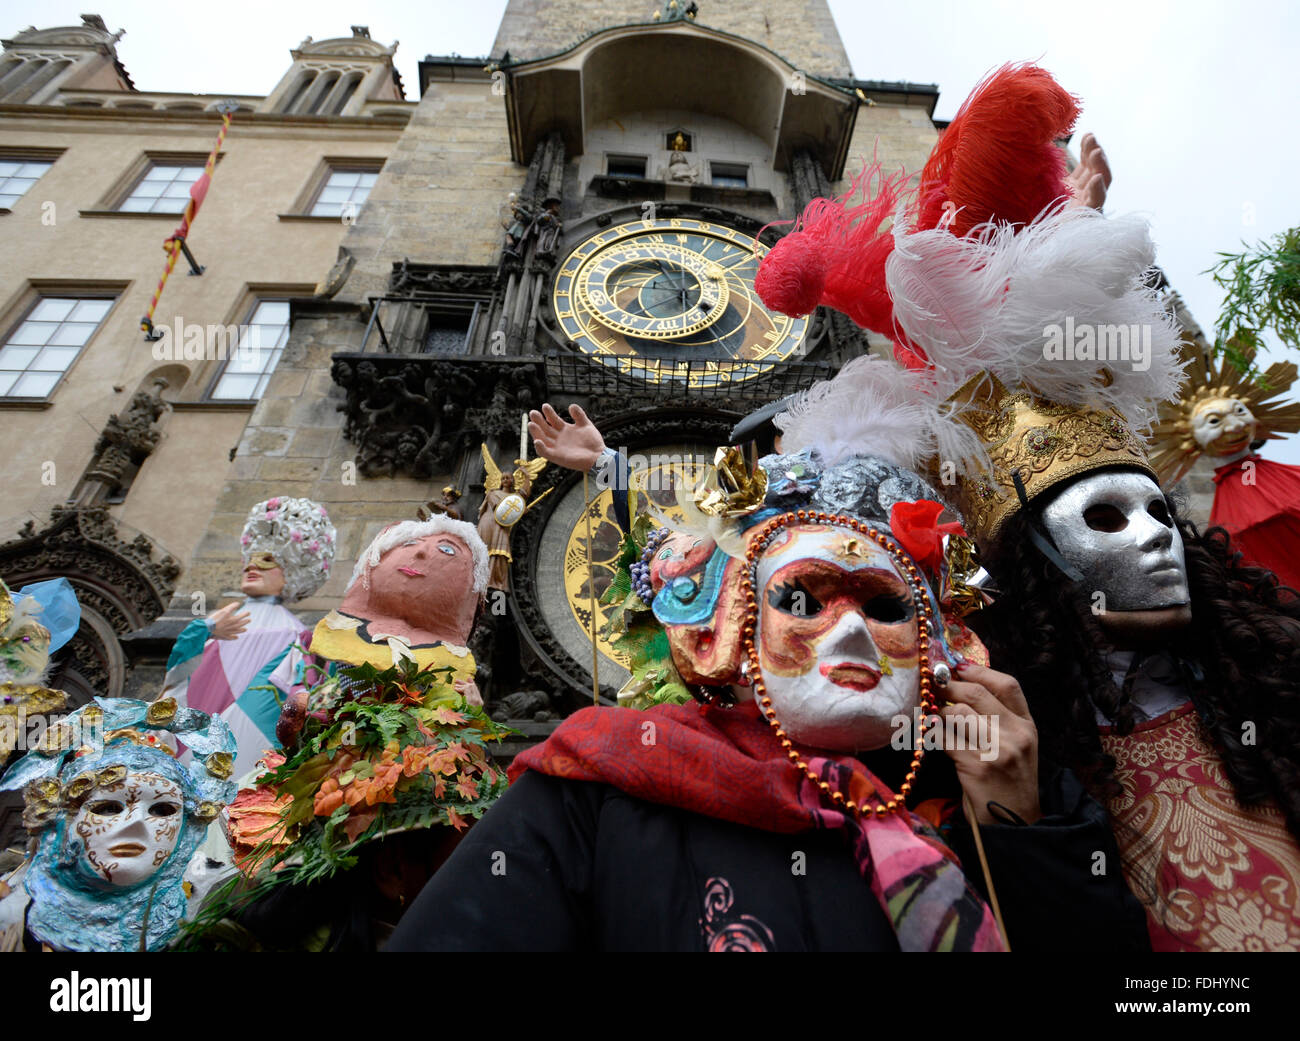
[666,149,698,184]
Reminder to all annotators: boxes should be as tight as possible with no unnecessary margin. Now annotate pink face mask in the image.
[348,534,479,645]
[753,525,921,752]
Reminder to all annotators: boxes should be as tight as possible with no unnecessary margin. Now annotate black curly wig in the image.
[971,494,1300,845]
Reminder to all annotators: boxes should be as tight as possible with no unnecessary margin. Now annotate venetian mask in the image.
[71,770,185,888]
[651,531,748,686]
[1190,395,1258,457]
[1039,470,1190,611]
[352,533,478,645]
[753,524,921,752]
[0,697,237,951]
[240,552,286,598]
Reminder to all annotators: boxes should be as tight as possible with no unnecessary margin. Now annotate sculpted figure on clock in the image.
[477,442,547,592]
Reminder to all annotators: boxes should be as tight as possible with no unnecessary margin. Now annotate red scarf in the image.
[511,701,1004,951]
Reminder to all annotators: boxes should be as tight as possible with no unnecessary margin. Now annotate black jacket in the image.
[387,767,1149,952]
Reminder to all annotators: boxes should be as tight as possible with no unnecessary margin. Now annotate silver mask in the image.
[1039,470,1190,611]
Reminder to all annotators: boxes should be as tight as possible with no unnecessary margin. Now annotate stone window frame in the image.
[282,155,385,222]
[605,153,648,179]
[83,150,223,219]
[0,146,64,213]
[168,283,316,408]
[708,160,750,188]
[0,279,127,407]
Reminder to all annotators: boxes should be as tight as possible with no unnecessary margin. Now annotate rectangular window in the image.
[208,300,291,401]
[309,167,378,218]
[710,162,749,188]
[423,305,478,355]
[118,162,206,214]
[0,296,114,398]
[0,158,54,208]
[606,155,647,179]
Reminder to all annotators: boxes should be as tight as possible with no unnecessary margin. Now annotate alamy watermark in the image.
[890,707,999,762]
[148,317,267,364]
[1042,317,1152,372]
[0,706,102,754]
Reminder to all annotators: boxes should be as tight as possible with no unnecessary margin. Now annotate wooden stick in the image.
[582,472,599,706]
[963,792,1011,950]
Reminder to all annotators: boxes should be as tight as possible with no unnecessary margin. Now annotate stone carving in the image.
[331,355,546,479]
[665,150,698,184]
[80,380,169,497]
[390,261,497,296]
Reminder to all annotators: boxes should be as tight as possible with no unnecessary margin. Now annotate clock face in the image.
[552,218,809,385]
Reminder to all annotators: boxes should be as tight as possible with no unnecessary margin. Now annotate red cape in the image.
[1211,454,1300,591]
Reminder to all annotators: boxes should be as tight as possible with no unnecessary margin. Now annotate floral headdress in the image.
[240,497,337,602]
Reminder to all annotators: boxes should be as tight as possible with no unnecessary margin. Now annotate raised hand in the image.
[1067,132,1112,211]
[209,601,251,641]
[454,678,483,707]
[527,402,606,473]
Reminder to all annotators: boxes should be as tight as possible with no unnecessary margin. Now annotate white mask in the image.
[72,771,185,887]
[1039,470,1190,611]
[754,526,921,752]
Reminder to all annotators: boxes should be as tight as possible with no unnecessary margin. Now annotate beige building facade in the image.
[0,18,412,713]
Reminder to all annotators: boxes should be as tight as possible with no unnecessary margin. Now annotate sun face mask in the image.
[1190,396,1258,458]
[754,525,921,752]
[1039,469,1191,611]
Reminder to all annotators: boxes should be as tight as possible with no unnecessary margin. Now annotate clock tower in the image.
[191,0,945,740]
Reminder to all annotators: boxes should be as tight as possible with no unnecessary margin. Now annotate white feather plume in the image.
[887,206,1184,438]
[776,353,960,470]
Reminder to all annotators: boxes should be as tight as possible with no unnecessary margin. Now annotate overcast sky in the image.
[7,0,1299,461]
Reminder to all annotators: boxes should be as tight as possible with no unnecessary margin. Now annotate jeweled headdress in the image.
[756,63,1186,548]
[240,496,337,602]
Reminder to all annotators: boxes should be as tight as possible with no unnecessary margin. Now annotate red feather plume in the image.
[916,62,1080,237]
[755,161,910,335]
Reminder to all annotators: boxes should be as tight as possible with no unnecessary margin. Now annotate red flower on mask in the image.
[889,500,965,575]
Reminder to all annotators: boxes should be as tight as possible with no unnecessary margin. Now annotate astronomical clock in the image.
[519,215,811,694]
[551,217,810,385]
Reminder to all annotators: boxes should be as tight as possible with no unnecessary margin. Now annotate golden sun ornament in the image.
[1150,341,1300,484]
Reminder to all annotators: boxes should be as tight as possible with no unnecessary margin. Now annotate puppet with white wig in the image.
[161,496,336,779]
[182,513,509,950]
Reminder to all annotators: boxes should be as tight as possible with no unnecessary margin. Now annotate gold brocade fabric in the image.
[1101,704,1300,951]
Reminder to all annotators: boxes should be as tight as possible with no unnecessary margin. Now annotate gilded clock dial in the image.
[552,218,809,384]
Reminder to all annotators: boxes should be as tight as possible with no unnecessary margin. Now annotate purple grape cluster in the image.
[631,527,671,605]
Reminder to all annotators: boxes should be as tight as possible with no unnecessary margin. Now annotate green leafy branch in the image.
[1206,226,1300,379]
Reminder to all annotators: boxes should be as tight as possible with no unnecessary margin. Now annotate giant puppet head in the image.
[294,514,492,700]
[0,697,236,951]
[643,357,985,756]
[238,497,337,602]
[341,516,489,649]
